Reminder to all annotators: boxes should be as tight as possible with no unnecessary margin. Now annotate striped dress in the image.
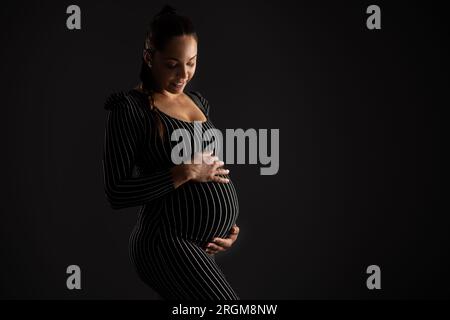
[102,88,240,300]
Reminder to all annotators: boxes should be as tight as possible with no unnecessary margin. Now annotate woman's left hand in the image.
[205,224,240,255]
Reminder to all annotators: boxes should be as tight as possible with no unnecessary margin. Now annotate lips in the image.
[171,82,185,89]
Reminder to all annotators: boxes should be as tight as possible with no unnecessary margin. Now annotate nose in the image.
[177,66,189,80]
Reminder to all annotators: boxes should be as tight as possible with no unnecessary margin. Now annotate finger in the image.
[228,232,238,242]
[206,243,225,252]
[210,156,220,163]
[212,237,232,249]
[203,150,213,155]
[206,248,219,254]
[230,225,239,237]
[212,160,225,169]
[224,227,238,243]
[216,168,230,175]
[205,246,217,253]
[204,155,219,165]
[211,176,229,183]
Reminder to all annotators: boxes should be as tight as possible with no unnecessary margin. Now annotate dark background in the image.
[0,0,447,299]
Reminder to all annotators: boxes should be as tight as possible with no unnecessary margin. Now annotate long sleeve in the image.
[102,92,175,210]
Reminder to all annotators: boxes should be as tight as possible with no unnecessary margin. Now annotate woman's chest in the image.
[141,116,222,168]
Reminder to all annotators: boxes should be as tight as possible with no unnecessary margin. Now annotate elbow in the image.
[103,171,128,209]
[105,193,123,210]
[104,184,126,210]
[104,183,142,210]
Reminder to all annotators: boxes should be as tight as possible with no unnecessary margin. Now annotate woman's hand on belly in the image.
[204,224,240,255]
[187,150,230,184]
[170,151,229,189]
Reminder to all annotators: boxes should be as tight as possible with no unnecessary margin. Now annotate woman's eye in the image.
[166,63,195,69]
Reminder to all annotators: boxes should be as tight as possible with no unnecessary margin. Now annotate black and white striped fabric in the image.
[102,89,240,300]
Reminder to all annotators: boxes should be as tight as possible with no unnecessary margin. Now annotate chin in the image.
[168,87,183,94]
[168,84,185,93]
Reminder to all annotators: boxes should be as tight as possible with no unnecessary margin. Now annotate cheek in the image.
[152,65,167,77]
[188,67,196,78]
[156,69,176,82]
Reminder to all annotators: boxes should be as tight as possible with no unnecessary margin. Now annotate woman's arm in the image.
[102,93,183,210]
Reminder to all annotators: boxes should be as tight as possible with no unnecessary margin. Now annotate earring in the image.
[148,62,152,68]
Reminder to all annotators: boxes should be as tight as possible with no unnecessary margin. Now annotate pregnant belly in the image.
[162,178,239,245]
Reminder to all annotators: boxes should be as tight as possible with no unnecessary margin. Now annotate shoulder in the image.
[104,90,146,117]
[188,90,210,116]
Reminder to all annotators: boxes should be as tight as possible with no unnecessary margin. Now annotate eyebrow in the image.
[165,54,197,62]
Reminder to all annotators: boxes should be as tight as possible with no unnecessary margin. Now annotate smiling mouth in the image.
[171,82,185,87]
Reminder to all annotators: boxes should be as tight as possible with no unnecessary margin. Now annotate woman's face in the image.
[146,35,198,94]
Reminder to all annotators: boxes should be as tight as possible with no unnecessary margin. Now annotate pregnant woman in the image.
[102,5,240,300]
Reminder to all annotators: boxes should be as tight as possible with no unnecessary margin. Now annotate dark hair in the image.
[139,4,198,141]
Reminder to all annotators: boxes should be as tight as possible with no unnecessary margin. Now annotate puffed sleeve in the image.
[102,92,175,210]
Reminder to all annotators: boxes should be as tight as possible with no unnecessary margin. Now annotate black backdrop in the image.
[0,0,447,299]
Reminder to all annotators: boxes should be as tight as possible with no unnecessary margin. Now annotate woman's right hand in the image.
[187,150,230,183]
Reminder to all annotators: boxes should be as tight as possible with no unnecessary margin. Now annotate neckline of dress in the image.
[129,88,208,124]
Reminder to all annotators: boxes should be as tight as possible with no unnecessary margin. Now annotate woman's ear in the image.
[143,49,153,67]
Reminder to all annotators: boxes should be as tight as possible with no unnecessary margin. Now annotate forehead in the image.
[160,35,197,61]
